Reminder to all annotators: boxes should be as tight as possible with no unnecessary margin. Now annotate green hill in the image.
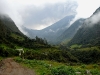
[68,7,100,46]
[58,18,85,44]
[0,14,50,49]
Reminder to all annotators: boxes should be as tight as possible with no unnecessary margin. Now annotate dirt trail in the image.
[0,58,35,75]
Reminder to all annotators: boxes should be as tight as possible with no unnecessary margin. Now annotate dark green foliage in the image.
[80,64,86,69]
[0,14,51,58]
[24,50,47,60]
[48,50,78,62]
[24,49,78,63]
[70,49,100,64]
[0,47,19,57]
[22,36,50,49]
[68,7,100,46]
[68,23,100,46]
[51,66,76,75]
[90,69,100,75]
[93,64,99,68]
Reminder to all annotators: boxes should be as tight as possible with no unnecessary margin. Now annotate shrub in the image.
[51,66,76,75]
[90,69,100,75]
[14,57,23,62]
[93,64,98,68]
[80,64,86,69]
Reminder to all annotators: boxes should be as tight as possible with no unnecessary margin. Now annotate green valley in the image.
[0,5,100,75]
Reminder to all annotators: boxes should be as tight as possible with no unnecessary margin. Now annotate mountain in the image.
[0,14,25,39]
[0,14,79,63]
[68,7,100,46]
[0,14,22,34]
[58,18,85,44]
[24,15,75,44]
[0,14,49,49]
[0,14,26,47]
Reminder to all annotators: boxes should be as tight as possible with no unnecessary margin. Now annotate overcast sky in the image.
[0,0,100,32]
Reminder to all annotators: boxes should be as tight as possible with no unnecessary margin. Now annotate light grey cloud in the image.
[0,0,24,32]
[21,1,78,30]
[0,0,77,32]
[84,10,100,27]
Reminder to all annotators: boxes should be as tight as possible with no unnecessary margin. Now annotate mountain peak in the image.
[93,7,100,15]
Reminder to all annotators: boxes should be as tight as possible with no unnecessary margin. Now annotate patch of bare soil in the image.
[0,58,35,75]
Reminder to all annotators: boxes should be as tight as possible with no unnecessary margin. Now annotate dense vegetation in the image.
[70,47,100,64]
[0,15,51,48]
[0,14,78,64]
[23,48,78,63]
[68,23,100,46]
[68,7,100,47]
[14,57,100,75]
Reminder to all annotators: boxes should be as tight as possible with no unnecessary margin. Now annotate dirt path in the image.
[0,58,35,75]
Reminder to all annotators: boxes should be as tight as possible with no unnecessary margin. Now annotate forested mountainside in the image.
[58,18,85,44]
[68,7,100,46]
[0,14,50,49]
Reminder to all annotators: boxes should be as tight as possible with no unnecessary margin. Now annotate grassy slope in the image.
[14,57,100,75]
[11,33,25,41]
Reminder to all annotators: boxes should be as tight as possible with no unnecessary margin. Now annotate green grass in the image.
[70,44,82,49]
[0,44,9,49]
[14,57,100,75]
[78,46,100,51]
[61,39,71,45]
[0,57,3,61]
[11,33,24,41]
[14,57,65,75]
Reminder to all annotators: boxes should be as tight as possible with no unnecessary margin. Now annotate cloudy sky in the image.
[0,0,100,32]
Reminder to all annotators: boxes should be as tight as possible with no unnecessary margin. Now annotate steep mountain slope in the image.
[68,7,100,46]
[0,14,22,34]
[58,18,85,44]
[0,14,49,49]
[24,15,75,44]
[0,14,26,47]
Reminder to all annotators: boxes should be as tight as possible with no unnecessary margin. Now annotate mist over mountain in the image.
[0,14,26,47]
[0,14,23,34]
[23,15,75,44]
[68,7,100,46]
[58,18,85,44]
[0,13,50,49]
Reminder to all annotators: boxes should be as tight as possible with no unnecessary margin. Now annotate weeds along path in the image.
[0,58,35,75]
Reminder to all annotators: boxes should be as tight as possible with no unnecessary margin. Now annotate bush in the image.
[51,66,76,75]
[93,64,98,68]
[70,49,100,63]
[0,47,19,57]
[90,69,100,75]
[80,64,86,69]
[14,57,23,62]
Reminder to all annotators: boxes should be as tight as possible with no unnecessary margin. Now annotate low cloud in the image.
[22,1,77,30]
[0,0,77,33]
[90,11,100,25]
[85,9,100,27]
